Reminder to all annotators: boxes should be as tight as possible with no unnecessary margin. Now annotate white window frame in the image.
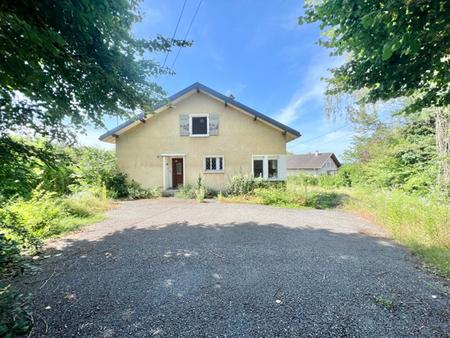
[204,155,224,173]
[267,156,279,180]
[252,156,264,179]
[189,113,209,137]
[252,155,281,181]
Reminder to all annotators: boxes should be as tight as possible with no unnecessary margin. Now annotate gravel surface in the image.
[22,198,449,337]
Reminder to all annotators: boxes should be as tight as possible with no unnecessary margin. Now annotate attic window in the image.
[190,114,209,136]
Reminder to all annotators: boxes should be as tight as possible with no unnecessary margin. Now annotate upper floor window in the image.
[190,114,209,136]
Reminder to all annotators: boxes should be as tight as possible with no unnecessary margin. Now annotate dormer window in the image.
[190,114,209,136]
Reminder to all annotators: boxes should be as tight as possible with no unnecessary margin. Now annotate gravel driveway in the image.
[24,199,449,337]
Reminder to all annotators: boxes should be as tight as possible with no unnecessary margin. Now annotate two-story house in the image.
[99,82,301,191]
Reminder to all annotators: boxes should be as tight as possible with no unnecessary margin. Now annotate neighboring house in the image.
[287,152,341,176]
[100,82,301,191]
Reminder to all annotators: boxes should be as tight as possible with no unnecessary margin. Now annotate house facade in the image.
[100,83,301,191]
[287,152,341,176]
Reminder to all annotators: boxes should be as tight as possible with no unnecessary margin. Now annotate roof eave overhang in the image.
[99,82,301,143]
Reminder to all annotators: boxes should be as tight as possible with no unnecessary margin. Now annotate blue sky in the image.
[84,0,354,157]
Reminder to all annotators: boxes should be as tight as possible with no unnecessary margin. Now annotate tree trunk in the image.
[435,106,450,197]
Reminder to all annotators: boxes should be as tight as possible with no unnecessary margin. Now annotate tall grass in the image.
[345,188,450,278]
[0,189,112,251]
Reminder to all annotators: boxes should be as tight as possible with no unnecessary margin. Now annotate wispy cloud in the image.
[275,52,344,125]
[276,83,324,124]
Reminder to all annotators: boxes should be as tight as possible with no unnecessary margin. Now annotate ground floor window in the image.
[204,156,224,173]
[268,158,278,178]
[252,155,281,180]
[253,158,264,178]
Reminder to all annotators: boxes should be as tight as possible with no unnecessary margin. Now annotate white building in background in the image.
[287,152,341,176]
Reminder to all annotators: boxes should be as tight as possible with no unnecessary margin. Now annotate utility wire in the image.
[170,0,204,69]
[293,123,352,145]
[162,0,188,69]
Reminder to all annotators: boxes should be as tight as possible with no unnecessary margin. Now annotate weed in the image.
[374,295,397,311]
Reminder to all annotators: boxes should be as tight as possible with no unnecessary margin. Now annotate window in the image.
[204,156,224,173]
[268,159,278,178]
[253,159,264,178]
[190,115,209,136]
[252,155,283,180]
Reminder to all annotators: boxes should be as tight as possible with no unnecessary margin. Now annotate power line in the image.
[294,123,352,145]
[170,0,204,69]
[162,0,188,69]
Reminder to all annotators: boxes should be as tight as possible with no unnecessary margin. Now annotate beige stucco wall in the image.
[115,91,287,190]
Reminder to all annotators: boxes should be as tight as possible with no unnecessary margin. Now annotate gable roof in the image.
[99,82,301,143]
[287,152,341,170]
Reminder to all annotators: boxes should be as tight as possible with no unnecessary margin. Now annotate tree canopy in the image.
[299,0,450,113]
[0,0,189,143]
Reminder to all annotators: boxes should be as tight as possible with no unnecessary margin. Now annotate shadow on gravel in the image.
[21,222,450,337]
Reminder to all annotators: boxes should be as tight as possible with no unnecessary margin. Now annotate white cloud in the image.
[276,83,324,124]
[275,52,344,125]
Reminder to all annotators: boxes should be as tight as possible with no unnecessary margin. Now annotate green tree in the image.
[299,0,449,112]
[0,0,189,143]
[300,0,449,193]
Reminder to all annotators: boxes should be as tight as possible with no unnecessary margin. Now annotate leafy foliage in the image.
[344,114,438,195]
[0,137,158,200]
[224,175,270,196]
[300,0,450,112]
[0,137,71,199]
[175,177,208,201]
[0,0,190,144]
[0,283,32,337]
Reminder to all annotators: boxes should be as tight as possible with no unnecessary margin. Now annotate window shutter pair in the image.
[179,113,219,136]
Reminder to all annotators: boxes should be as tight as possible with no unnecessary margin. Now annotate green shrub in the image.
[195,186,206,202]
[102,169,129,198]
[225,174,269,196]
[253,186,347,209]
[126,181,161,199]
[0,190,65,242]
[0,283,32,337]
[0,233,33,337]
[175,185,196,199]
[1,189,111,244]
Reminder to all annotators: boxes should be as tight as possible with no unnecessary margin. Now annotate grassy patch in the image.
[345,188,450,279]
[218,194,263,205]
[220,186,348,210]
[52,214,106,237]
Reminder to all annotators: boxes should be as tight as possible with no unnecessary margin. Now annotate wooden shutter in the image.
[209,113,219,136]
[179,114,189,136]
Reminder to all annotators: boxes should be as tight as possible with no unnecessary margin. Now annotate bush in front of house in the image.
[174,176,210,202]
[224,174,270,196]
